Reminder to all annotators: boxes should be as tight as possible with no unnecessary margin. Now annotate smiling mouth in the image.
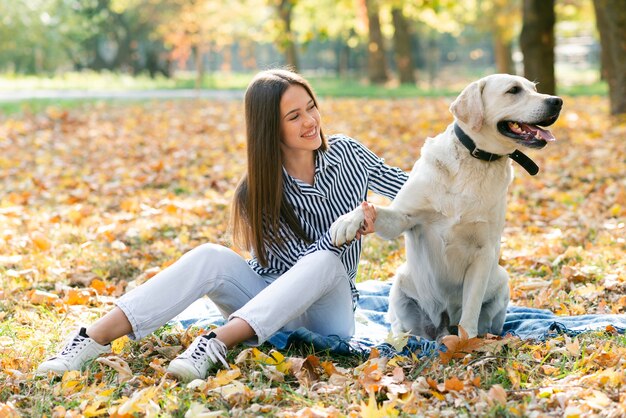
[301,128,317,138]
[497,114,559,149]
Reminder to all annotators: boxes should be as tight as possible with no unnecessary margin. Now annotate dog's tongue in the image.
[520,122,556,141]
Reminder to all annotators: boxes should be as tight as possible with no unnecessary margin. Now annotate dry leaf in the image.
[96,356,133,383]
[444,376,464,392]
[488,385,507,406]
[439,326,484,363]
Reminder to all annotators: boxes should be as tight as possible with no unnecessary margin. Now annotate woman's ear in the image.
[449,79,486,132]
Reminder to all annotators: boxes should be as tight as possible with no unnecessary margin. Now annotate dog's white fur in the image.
[331,74,561,339]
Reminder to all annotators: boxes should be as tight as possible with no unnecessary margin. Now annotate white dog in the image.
[331,74,562,339]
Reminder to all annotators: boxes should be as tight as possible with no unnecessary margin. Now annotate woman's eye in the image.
[507,86,521,94]
[289,114,299,120]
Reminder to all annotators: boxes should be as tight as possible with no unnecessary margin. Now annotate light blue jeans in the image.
[115,244,354,344]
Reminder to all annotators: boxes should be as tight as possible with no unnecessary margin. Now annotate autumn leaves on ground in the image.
[1,95,625,417]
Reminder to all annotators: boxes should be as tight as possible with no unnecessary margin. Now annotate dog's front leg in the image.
[374,207,420,240]
[458,246,496,338]
[331,205,420,246]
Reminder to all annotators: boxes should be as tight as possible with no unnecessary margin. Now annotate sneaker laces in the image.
[188,334,229,369]
[55,330,89,358]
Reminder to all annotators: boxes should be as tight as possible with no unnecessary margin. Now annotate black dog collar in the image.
[454,123,539,176]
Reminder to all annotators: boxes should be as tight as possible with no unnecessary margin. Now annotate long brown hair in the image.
[231,69,328,266]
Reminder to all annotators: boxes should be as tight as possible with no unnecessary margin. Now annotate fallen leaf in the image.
[439,326,484,363]
[488,384,507,406]
[96,356,133,383]
[444,376,464,392]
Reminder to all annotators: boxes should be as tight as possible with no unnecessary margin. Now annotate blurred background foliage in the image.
[0,0,624,113]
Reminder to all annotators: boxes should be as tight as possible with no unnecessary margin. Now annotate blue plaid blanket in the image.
[171,280,626,357]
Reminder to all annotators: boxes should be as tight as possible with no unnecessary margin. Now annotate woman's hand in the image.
[355,201,377,240]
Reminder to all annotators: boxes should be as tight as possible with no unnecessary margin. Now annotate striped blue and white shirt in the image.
[248,134,409,303]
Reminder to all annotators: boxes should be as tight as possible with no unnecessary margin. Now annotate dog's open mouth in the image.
[497,114,558,149]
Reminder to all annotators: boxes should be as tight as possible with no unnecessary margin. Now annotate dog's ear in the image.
[449,79,486,132]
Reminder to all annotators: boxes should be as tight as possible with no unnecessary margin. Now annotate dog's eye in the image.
[507,86,521,94]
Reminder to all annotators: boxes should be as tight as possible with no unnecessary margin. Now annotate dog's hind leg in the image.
[389,274,439,340]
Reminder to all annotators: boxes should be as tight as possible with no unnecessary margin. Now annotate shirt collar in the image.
[316,142,341,172]
[282,145,339,191]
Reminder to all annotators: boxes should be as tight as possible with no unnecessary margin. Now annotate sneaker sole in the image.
[166,361,202,382]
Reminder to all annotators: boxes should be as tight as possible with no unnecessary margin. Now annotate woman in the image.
[37,69,408,382]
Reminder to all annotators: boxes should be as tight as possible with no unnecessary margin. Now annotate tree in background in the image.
[359,0,389,84]
[391,2,415,84]
[403,1,472,87]
[292,0,360,76]
[592,0,626,115]
[520,0,556,94]
[0,0,105,73]
[478,0,520,74]
[273,0,299,71]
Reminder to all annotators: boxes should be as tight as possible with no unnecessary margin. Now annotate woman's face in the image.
[279,84,322,157]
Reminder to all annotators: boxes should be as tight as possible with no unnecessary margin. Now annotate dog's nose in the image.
[547,97,563,109]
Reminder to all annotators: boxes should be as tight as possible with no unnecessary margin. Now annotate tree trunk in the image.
[391,7,415,84]
[277,0,299,71]
[193,44,205,89]
[364,0,388,84]
[593,0,626,114]
[335,40,349,77]
[493,32,515,74]
[520,0,556,94]
[594,4,609,82]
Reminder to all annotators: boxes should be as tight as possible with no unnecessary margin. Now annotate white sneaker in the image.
[166,332,229,382]
[36,327,111,374]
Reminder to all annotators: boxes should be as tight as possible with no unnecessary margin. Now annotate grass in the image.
[0,69,608,116]
[1,96,624,416]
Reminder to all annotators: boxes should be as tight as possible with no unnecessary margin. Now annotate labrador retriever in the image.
[331,74,562,339]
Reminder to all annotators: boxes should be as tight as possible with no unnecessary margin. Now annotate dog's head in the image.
[450,74,562,154]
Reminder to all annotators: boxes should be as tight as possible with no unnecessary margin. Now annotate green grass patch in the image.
[309,75,459,98]
[0,70,252,91]
[0,98,93,115]
[0,71,608,118]
[559,80,608,96]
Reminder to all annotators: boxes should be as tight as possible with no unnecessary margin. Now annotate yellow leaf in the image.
[430,390,445,401]
[251,347,270,363]
[208,366,241,389]
[83,401,108,417]
[31,232,51,251]
[111,336,130,355]
[249,348,291,373]
[61,370,84,395]
[360,391,399,418]
[268,349,292,374]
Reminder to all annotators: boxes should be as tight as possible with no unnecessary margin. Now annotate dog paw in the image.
[330,209,365,246]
